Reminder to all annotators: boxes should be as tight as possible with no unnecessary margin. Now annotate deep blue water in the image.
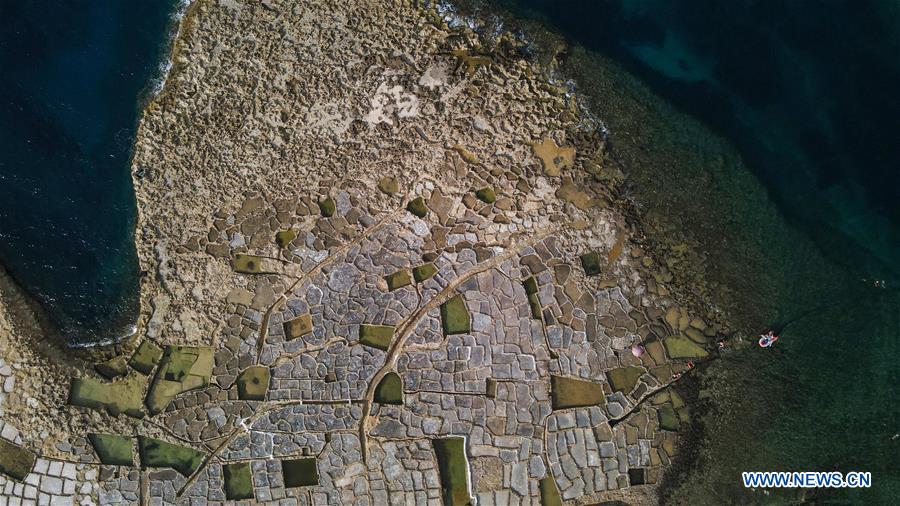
[0,1,178,345]
[487,0,900,502]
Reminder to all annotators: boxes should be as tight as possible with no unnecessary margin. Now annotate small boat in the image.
[758,334,779,348]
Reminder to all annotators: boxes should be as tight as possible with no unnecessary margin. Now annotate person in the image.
[758,330,779,348]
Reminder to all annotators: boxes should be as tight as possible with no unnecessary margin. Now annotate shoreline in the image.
[0,0,192,349]
[1,1,766,504]
[145,0,195,99]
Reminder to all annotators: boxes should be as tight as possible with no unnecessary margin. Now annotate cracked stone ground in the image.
[0,1,723,505]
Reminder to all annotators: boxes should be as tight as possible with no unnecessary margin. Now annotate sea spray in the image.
[146,0,194,99]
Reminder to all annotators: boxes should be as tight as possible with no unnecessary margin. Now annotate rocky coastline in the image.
[0,1,735,504]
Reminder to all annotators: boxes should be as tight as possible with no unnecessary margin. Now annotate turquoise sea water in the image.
[0,1,178,345]
[481,0,900,502]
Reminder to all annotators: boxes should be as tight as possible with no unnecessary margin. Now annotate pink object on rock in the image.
[631,344,645,357]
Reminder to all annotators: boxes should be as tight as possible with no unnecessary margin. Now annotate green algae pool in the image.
[359,324,395,351]
[223,462,254,500]
[440,294,471,336]
[69,374,145,418]
[236,366,270,401]
[550,375,605,410]
[374,372,404,405]
[138,436,205,477]
[606,366,644,394]
[282,458,319,488]
[432,437,472,506]
[0,438,35,481]
[539,475,562,506]
[413,263,438,283]
[88,434,133,466]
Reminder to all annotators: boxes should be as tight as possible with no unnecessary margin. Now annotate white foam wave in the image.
[148,0,194,98]
[67,323,138,349]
